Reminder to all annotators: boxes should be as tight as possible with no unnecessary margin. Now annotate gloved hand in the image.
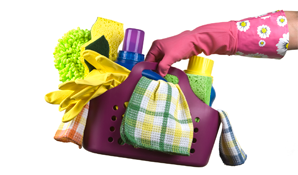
[146,10,290,77]
[45,50,130,122]
[145,22,238,77]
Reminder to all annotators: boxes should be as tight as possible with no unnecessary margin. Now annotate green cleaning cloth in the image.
[164,74,179,84]
[186,73,212,105]
[164,73,212,105]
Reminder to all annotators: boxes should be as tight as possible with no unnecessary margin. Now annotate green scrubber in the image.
[54,27,91,82]
[84,35,110,73]
[164,74,179,84]
[186,73,212,105]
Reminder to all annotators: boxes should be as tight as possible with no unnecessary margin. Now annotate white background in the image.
[1,0,297,174]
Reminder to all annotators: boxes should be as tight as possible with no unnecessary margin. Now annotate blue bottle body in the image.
[210,86,216,106]
[115,51,166,81]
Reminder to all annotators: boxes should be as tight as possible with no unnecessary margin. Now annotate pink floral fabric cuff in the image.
[235,10,289,59]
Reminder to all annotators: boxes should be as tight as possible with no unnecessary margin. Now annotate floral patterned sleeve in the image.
[235,10,289,59]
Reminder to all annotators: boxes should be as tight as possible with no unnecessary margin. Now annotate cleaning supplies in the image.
[115,28,166,81]
[52,17,126,148]
[80,17,124,77]
[184,56,215,106]
[45,50,131,122]
[54,27,91,82]
[120,76,193,156]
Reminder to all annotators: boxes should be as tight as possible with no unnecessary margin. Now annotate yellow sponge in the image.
[91,17,124,61]
[80,17,124,77]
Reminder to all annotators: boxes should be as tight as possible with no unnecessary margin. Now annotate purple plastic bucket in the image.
[83,62,220,167]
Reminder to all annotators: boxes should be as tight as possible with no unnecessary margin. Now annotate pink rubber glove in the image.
[146,10,289,77]
[235,10,289,58]
[145,21,238,77]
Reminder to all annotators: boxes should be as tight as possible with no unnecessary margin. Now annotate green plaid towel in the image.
[120,77,194,156]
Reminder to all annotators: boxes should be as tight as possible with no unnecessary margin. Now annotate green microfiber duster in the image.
[164,73,212,105]
[54,27,91,82]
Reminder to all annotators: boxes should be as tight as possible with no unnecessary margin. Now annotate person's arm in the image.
[146,10,295,77]
[285,11,298,50]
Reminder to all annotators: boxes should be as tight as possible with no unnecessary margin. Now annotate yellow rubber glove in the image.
[45,50,130,122]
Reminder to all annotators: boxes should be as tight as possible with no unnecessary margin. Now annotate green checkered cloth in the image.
[120,77,194,156]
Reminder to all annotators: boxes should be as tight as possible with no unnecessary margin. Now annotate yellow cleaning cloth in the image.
[80,17,124,76]
[45,50,130,122]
